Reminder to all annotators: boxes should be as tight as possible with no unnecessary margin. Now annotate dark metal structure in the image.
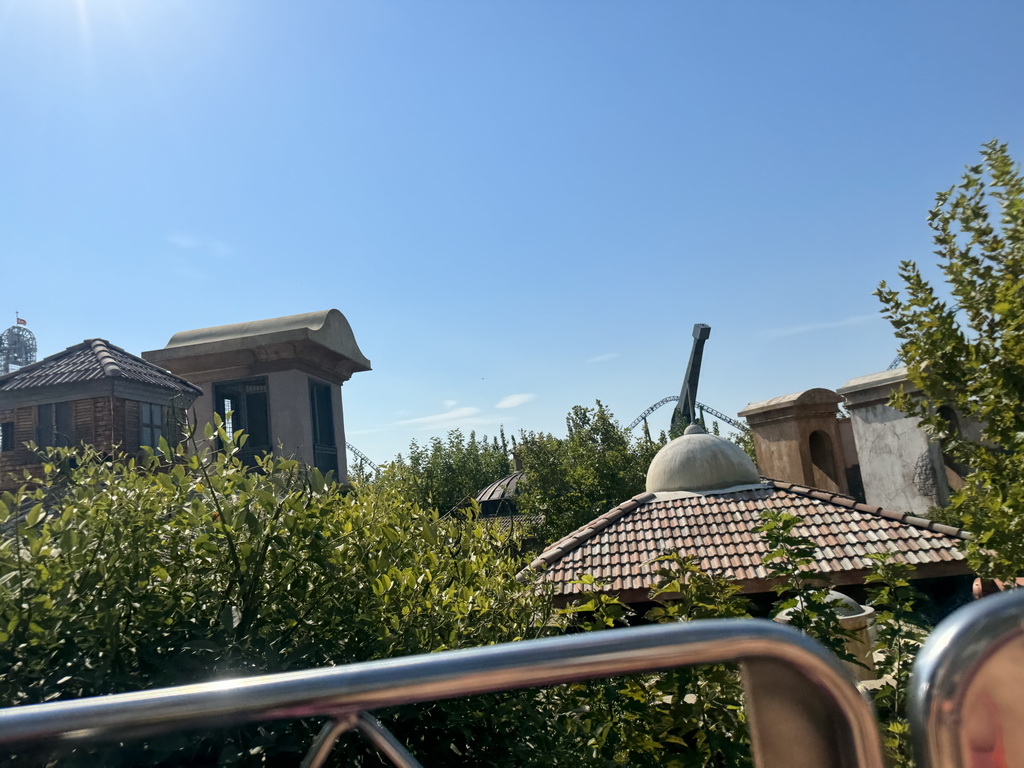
[674,323,711,427]
[627,323,746,434]
[628,396,745,432]
[0,324,36,375]
[346,442,379,472]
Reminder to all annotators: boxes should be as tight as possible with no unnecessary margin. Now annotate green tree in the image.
[373,428,514,515]
[865,553,928,767]
[516,402,662,543]
[876,140,1024,581]
[757,510,856,664]
[0,436,576,766]
[558,556,753,768]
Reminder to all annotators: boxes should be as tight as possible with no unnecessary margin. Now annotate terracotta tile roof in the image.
[0,339,202,396]
[522,480,970,597]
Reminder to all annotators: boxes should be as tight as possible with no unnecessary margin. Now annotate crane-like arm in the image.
[674,323,711,427]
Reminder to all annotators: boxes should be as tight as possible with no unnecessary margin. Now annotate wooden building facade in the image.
[0,339,202,491]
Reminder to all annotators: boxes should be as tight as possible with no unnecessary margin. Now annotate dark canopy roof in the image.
[0,339,201,397]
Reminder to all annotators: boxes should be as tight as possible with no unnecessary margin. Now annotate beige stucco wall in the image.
[747,418,805,484]
[190,382,217,439]
[740,389,847,493]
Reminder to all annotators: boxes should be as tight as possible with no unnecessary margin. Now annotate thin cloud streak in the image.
[167,232,235,259]
[587,353,619,364]
[495,393,536,409]
[397,406,482,427]
[761,314,878,340]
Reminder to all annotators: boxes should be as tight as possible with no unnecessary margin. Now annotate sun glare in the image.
[72,0,94,49]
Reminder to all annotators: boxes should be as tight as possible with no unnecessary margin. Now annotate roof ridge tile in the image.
[90,339,123,378]
[770,479,971,541]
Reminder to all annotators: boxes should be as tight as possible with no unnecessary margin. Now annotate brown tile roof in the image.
[0,339,202,396]
[522,480,970,598]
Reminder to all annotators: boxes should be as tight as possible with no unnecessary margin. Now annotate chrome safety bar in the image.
[0,619,885,767]
[911,587,1024,768]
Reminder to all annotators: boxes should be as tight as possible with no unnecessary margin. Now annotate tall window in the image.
[36,402,73,448]
[0,422,13,452]
[140,403,165,449]
[213,378,271,466]
[308,378,338,476]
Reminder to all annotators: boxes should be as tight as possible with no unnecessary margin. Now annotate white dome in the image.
[645,424,760,493]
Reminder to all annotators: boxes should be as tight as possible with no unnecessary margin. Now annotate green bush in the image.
[0,436,571,765]
[0,432,931,767]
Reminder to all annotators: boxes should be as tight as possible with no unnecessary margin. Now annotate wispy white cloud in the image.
[167,233,198,249]
[587,352,619,364]
[398,406,483,428]
[495,393,536,409]
[761,314,878,340]
[442,399,458,410]
[167,232,235,259]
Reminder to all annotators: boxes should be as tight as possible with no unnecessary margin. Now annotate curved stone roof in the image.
[143,309,371,384]
[161,309,370,370]
[645,424,760,493]
[738,387,842,419]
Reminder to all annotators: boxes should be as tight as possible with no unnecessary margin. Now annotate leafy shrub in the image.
[0,431,936,767]
[0,436,569,765]
[559,556,754,768]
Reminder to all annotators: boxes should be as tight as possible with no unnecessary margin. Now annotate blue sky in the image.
[2,1,1023,465]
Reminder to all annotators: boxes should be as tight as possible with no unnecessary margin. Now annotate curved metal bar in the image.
[300,714,358,768]
[910,588,1024,768]
[0,619,884,767]
[355,713,424,768]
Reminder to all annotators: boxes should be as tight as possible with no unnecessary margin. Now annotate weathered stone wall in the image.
[838,368,946,516]
[843,401,937,515]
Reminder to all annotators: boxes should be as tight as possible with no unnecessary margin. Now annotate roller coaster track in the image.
[347,402,743,470]
[627,397,745,432]
[346,442,380,471]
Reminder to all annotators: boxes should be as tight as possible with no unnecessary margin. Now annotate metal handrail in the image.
[0,619,885,768]
[910,587,1024,768]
